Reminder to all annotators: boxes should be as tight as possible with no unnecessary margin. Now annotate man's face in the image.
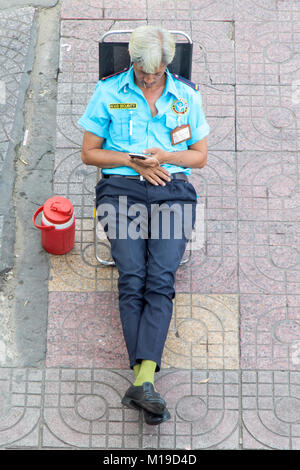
[133,63,167,89]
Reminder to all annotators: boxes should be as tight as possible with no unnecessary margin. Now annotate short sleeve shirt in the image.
[78,66,210,175]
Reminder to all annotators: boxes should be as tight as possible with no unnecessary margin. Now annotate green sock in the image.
[133,364,140,378]
[133,360,157,386]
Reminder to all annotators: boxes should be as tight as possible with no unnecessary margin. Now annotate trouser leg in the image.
[109,236,147,369]
[96,184,148,369]
[135,236,188,370]
[134,199,195,371]
[96,177,197,371]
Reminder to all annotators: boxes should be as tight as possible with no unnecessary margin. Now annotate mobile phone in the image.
[129,153,149,160]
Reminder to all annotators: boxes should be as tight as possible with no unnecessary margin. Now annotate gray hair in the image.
[128,25,175,74]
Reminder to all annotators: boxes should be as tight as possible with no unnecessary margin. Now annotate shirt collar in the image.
[119,65,180,99]
[118,66,134,92]
[164,68,181,99]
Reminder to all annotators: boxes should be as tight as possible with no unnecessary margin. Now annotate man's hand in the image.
[129,154,160,168]
[143,147,168,164]
[129,149,171,186]
[143,139,208,169]
[129,158,171,186]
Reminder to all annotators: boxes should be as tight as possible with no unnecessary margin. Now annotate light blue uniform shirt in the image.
[78,66,210,175]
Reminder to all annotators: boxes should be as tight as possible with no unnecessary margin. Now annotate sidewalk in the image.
[1,0,300,450]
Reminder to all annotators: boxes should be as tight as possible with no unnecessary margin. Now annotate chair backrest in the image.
[99,31,193,80]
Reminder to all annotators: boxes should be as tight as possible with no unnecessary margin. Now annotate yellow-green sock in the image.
[133,364,140,378]
[133,360,157,386]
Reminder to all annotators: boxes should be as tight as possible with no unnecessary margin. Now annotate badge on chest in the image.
[171,98,192,145]
[170,124,192,145]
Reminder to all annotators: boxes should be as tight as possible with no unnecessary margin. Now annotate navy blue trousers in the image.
[96,176,197,372]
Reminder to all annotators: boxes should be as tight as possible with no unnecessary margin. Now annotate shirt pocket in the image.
[110,114,147,144]
[165,113,189,149]
[165,113,178,130]
[110,116,130,142]
[131,115,147,143]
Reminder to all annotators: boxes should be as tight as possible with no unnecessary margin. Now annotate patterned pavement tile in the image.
[2,367,300,449]
[189,21,235,85]
[49,237,118,293]
[237,151,300,222]
[42,369,135,449]
[46,290,239,370]
[199,87,235,151]
[242,370,300,449]
[191,151,237,221]
[58,19,114,92]
[236,84,300,152]
[61,0,104,19]
[187,0,234,21]
[0,368,42,448]
[235,20,300,85]
[104,0,147,20]
[234,0,300,22]
[53,148,95,216]
[61,0,234,21]
[49,250,117,292]
[147,0,233,22]
[149,369,240,450]
[240,294,300,369]
[238,221,300,295]
[46,291,127,368]
[175,217,237,294]
[62,0,164,21]
[162,294,239,370]
[42,368,240,449]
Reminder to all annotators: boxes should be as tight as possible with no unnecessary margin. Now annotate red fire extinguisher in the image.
[32,196,75,255]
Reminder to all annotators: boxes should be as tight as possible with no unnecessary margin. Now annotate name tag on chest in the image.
[109,103,137,110]
[170,124,192,145]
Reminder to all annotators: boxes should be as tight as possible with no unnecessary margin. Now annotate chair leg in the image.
[93,198,116,266]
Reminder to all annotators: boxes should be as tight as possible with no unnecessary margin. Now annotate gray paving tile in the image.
[241,370,300,449]
[236,84,300,152]
[235,20,300,85]
[1,367,296,450]
[0,367,242,449]
[234,0,300,22]
[0,368,42,448]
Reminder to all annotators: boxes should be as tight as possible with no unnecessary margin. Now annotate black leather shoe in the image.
[121,389,170,425]
[122,382,166,415]
[143,407,171,426]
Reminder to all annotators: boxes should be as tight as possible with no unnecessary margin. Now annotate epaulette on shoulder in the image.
[172,73,199,91]
[101,67,129,81]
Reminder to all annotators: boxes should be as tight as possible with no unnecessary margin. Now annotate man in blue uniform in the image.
[78,25,210,425]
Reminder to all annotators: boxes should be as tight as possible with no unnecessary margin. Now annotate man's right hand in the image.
[129,158,171,186]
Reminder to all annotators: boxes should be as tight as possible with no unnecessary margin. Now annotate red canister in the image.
[32,196,75,255]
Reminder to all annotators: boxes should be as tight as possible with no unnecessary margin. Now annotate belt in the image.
[102,172,188,182]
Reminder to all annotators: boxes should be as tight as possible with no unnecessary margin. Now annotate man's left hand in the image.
[130,153,160,168]
[142,147,168,165]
